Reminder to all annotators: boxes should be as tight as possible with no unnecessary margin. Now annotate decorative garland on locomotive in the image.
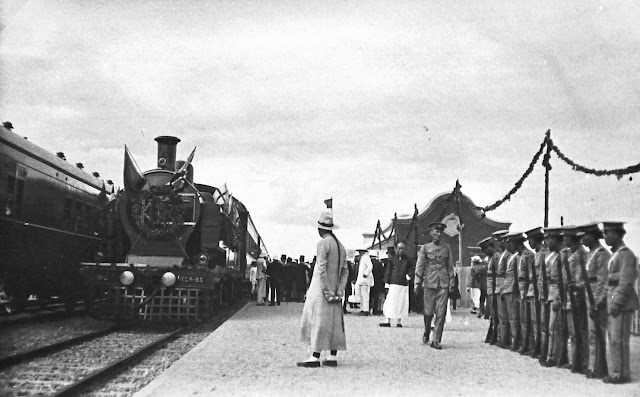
[82,136,264,321]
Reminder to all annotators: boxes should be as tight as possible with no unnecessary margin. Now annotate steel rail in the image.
[0,324,121,370]
[51,327,185,397]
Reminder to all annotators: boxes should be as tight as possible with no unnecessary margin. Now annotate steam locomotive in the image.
[0,124,108,313]
[81,136,268,321]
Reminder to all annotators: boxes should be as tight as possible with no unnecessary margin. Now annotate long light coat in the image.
[356,253,374,287]
[300,233,349,351]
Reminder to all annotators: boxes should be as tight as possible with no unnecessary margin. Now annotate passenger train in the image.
[81,135,268,321]
[0,124,108,313]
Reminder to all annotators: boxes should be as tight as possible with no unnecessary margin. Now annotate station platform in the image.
[135,302,640,397]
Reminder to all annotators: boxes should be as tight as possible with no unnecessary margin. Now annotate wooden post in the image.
[544,130,551,228]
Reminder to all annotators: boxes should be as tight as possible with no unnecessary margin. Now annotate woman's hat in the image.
[317,211,339,230]
[471,255,482,262]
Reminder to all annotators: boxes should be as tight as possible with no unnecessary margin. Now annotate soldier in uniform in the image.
[414,222,455,350]
[525,227,548,361]
[503,232,522,352]
[514,233,535,355]
[480,236,501,345]
[602,222,639,384]
[543,227,566,368]
[578,223,611,379]
[494,230,512,348]
[561,227,589,373]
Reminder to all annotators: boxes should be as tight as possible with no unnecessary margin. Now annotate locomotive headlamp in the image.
[198,252,209,266]
[161,272,176,287]
[120,271,135,286]
[158,157,167,167]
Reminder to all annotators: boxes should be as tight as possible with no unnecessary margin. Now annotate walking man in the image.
[415,222,455,350]
[298,211,348,367]
[602,222,639,384]
[380,241,413,328]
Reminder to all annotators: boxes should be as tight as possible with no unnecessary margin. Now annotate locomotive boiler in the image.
[82,136,268,321]
[0,124,108,313]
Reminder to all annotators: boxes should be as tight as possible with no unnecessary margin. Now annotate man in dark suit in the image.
[371,253,385,314]
[267,256,283,305]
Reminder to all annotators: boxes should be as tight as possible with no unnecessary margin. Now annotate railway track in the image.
[0,327,184,397]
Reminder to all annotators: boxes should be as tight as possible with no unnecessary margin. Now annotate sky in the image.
[1,0,639,261]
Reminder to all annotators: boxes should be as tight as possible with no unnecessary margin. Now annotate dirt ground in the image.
[135,302,640,397]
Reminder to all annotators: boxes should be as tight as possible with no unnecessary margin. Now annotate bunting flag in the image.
[324,198,333,209]
[171,146,197,184]
[123,145,147,193]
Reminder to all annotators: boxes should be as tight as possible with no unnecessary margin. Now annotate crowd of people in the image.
[250,254,314,306]
[257,210,637,384]
[479,222,638,385]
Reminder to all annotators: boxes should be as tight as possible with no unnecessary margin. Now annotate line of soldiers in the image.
[480,222,639,384]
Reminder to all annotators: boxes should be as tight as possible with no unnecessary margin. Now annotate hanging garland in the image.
[549,138,640,179]
[477,135,548,214]
[130,185,184,240]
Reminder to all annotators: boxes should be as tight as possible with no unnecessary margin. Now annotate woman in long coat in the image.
[298,211,349,367]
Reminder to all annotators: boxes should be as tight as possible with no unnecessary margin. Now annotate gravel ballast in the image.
[135,303,640,397]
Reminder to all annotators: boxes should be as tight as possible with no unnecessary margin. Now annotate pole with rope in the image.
[543,130,551,228]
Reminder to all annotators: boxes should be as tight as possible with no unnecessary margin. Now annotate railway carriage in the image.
[0,125,107,313]
[82,136,267,321]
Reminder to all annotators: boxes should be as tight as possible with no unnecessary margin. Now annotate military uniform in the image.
[545,249,565,366]
[504,251,521,351]
[606,242,639,382]
[531,246,548,360]
[415,240,454,346]
[563,244,589,372]
[485,250,501,344]
[496,249,513,347]
[518,247,534,354]
[584,242,610,378]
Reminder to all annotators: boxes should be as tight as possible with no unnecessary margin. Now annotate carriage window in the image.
[4,162,25,219]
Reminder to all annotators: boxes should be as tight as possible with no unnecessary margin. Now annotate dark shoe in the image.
[359,311,369,316]
[497,342,510,349]
[268,302,275,306]
[477,313,482,318]
[471,310,477,314]
[397,324,403,328]
[379,323,391,327]
[296,360,321,368]
[560,363,572,370]
[484,314,490,319]
[518,347,527,355]
[543,359,557,368]
[321,360,337,367]
[603,375,626,384]
[431,342,442,350]
[530,352,539,359]
[422,331,430,344]
[585,370,596,379]
[373,310,383,315]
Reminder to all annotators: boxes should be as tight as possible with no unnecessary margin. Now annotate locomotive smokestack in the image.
[154,136,181,171]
